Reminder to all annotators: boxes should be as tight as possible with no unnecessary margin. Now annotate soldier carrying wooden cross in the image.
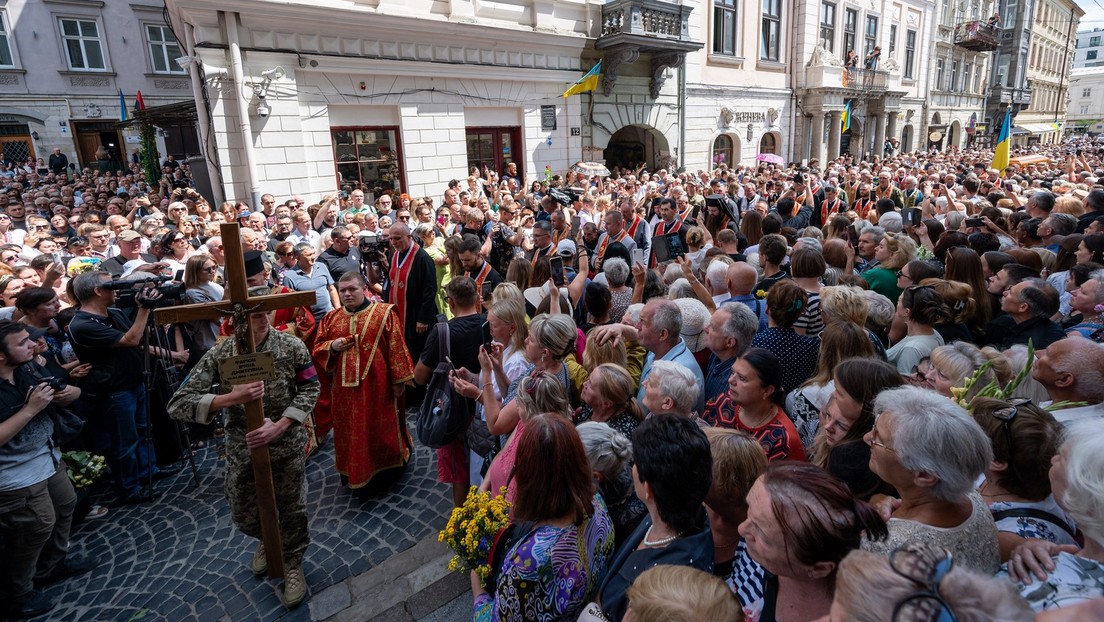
[165,223,320,609]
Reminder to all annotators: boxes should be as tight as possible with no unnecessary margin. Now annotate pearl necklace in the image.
[642,524,679,547]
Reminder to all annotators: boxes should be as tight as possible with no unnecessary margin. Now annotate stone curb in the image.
[310,533,468,621]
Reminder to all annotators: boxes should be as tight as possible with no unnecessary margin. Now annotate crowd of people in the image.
[2,135,1104,620]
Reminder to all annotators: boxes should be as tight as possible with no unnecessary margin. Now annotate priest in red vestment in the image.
[313,272,415,490]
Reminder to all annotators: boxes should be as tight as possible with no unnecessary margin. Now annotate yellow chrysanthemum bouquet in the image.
[438,486,512,585]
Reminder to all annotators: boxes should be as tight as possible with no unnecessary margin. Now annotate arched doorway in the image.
[603,125,671,171]
[759,132,780,155]
[949,120,962,149]
[901,125,914,152]
[711,134,740,168]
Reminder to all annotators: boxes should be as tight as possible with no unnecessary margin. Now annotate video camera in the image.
[104,274,187,308]
[548,187,583,208]
[358,234,389,264]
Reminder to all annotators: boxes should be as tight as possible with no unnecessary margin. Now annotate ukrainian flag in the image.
[992,109,1011,174]
[841,101,851,132]
[563,61,602,98]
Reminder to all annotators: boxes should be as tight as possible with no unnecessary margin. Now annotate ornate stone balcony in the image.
[804,63,892,98]
[596,0,702,98]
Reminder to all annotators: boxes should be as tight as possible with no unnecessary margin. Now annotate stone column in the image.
[886,112,898,146]
[873,113,887,159]
[810,114,825,165]
[827,110,842,161]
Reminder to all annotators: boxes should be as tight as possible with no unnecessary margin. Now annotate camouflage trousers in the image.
[224,425,309,567]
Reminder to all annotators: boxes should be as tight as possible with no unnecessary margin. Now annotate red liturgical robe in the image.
[313,302,415,488]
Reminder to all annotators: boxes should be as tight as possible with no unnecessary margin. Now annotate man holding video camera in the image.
[0,320,94,619]
[66,271,174,504]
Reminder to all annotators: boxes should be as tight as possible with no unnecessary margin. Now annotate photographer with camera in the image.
[0,320,95,619]
[66,271,175,504]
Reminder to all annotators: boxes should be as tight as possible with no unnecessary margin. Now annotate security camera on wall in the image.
[256,95,271,118]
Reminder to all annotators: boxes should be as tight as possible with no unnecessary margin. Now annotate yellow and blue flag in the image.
[992,109,1011,174]
[841,101,851,132]
[563,61,602,98]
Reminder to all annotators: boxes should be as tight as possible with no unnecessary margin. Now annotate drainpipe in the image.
[223,11,261,207]
[183,22,225,206]
[678,62,686,171]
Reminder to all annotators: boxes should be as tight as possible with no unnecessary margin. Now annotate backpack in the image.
[416,315,471,449]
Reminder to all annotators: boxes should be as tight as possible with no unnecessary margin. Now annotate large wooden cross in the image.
[156,223,316,579]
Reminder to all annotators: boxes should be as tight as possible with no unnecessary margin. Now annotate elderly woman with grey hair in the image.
[576,422,647,547]
[601,257,633,323]
[861,385,1001,574]
[639,360,701,422]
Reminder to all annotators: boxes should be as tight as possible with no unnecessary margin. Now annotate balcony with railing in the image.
[953,20,1002,52]
[804,64,891,98]
[595,0,702,97]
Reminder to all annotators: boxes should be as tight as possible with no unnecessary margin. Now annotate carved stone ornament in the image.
[720,106,735,127]
[602,47,641,96]
[650,52,684,99]
[883,57,900,72]
[810,43,842,67]
[907,13,919,26]
[766,108,779,126]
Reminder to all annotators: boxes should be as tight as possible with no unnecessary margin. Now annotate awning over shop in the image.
[1015,123,1057,134]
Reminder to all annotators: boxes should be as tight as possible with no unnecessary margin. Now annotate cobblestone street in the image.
[30,418,453,622]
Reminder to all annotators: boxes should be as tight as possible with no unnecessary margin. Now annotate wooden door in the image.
[75,131,101,169]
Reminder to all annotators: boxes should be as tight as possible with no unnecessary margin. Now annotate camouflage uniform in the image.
[167,328,320,567]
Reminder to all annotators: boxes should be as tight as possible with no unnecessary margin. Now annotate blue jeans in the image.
[89,385,156,497]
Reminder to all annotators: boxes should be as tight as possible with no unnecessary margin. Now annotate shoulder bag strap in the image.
[436,314,450,363]
[991,507,1078,541]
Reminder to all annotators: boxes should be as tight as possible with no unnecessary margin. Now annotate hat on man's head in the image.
[243,250,265,278]
[556,239,576,257]
[117,230,142,242]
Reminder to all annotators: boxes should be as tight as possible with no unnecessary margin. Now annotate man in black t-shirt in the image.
[413,276,484,507]
[67,272,184,503]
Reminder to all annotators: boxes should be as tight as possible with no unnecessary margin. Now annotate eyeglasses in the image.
[335,236,352,242]
[203,266,218,273]
[32,225,50,230]
[889,542,957,622]
[398,215,410,221]
[867,422,896,453]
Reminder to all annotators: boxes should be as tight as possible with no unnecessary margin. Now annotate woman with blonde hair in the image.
[581,336,628,374]
[485,297,530,395]
[479,373,571,504]
[1054,194,1085,217]
[625,565,744,622]
[920,341,1011,400]
[576,363,645,438]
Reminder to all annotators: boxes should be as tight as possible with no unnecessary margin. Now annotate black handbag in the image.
[49,406,84,445]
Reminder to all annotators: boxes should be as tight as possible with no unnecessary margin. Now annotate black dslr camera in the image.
[358,234,389,264]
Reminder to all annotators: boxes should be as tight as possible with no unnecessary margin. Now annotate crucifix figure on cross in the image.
[165,223,320,608]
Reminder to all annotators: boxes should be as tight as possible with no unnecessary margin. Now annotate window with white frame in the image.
[1084,88,1093,97]
[935,58,944,90]
[889,24,897,56]
[58,18,105,71]
[0,12,14,68]
[146,24,184,74]
[713,0,740,56]
[904,29,916,79]
[949,60,958,91]
[820,1,836,52]
[963,62,972,92]
[864,15,878,57]
[844,9,858,57]
[761,0,782,61]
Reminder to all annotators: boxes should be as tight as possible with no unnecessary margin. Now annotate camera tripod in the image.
[138,308,201,490]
